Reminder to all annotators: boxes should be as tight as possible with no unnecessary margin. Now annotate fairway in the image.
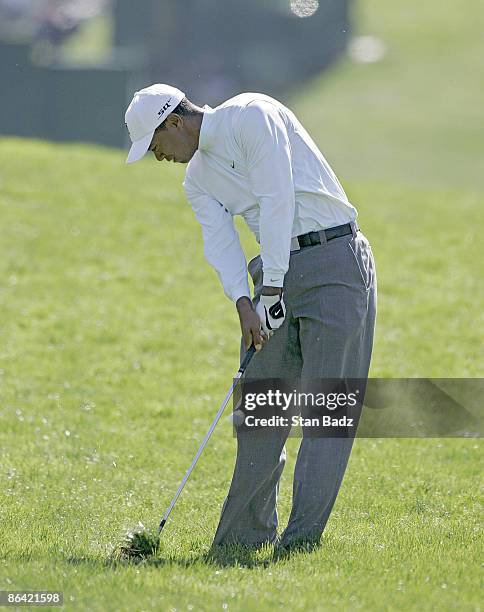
[1,0,483,609]
[0,138,481,609]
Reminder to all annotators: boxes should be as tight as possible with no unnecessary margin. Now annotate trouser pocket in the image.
[347,237,374,291]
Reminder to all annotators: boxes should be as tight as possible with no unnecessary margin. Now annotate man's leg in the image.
[212,257,302,547]
[280,231,377,548]
[212,428,289,546]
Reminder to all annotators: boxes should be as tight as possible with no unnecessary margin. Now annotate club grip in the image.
[238,344,256,374]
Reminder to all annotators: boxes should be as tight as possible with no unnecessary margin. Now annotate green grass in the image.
[292,0,484,190]
[0,0,483,609]
[0,139,481,610]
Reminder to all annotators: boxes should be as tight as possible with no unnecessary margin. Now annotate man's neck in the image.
[191,110,204,148]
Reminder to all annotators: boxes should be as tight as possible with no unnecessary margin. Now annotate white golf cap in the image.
[125,84,185,164]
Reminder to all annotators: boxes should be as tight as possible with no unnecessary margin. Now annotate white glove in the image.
[256,293,286,336]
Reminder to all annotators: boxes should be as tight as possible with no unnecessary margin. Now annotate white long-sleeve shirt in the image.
[183,93,357,302]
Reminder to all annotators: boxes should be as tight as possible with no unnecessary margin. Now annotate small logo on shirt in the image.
[158,98,172,117]
[231,161,235,169]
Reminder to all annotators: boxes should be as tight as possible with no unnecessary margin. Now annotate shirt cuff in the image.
[231,285,252,304]
[262,270,285,287]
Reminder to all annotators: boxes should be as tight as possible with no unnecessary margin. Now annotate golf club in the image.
[157,343,256,534]
[116,344,256,560]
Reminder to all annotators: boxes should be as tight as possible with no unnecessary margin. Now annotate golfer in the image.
[125,84,377,551]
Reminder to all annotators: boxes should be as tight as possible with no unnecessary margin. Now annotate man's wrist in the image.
[261,286,283,296]
[236,296,253,312]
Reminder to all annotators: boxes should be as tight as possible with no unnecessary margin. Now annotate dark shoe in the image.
[273,537,320,560]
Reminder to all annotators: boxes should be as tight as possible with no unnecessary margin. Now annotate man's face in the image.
[149,115,196,164]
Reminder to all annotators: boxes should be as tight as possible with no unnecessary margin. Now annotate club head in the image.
[114,522,160,562]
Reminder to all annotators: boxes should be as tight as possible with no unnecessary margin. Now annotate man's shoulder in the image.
[215,94,289,141]
[216,92,285,117]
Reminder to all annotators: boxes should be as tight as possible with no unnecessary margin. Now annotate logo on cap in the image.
[158,98,172,118]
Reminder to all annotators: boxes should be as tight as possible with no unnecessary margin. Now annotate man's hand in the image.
[256,287,286,336]
[236,296,267,351]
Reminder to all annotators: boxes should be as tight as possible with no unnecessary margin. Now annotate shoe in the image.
[273,537,320,559]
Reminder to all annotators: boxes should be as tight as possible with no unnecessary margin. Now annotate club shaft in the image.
[158,345,255,534]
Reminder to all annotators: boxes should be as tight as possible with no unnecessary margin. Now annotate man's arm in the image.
[237,101,295,296]
[184,183,265,350]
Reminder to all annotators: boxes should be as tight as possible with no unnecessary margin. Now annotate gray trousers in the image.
[213,225,377,548]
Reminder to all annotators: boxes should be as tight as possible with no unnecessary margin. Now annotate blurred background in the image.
[0,0,352,148]
[1,0,482,189]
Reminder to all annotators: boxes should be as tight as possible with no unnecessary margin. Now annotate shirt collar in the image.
[198,104,216,151]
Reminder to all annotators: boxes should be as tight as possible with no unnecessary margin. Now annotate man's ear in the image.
[165,114,181,129]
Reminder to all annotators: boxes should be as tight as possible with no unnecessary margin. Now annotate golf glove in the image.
[256,293,286,336]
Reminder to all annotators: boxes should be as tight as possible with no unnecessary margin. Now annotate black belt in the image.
[291,222,357,251]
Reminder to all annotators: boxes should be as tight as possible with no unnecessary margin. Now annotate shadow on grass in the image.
[62,541,310,570]
[8,538,319,571]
